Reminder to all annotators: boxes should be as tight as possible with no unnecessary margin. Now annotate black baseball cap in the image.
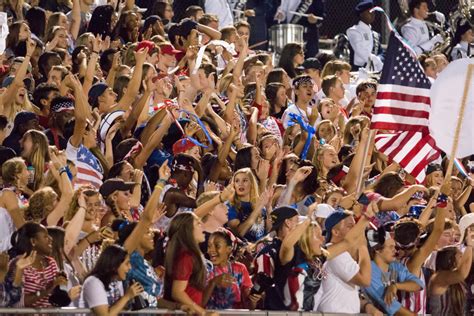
[99,178,136,198]
[271,206,299,231]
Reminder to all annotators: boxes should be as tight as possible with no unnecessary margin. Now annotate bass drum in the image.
[269,24,304,55]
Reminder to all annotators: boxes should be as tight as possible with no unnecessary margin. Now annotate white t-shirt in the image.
[81,275,124,309]
[314,251,360,313]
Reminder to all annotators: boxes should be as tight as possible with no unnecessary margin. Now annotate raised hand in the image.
[153,204,167,223]
[92,35,103,54]
[133,169,144,185]
[291,166,313,184]
[256,159,271,181]
[221,184,235,202]
[16,251,37,270]
[134,47,148,65]
[158,159,171,181]
[26,39,36,56]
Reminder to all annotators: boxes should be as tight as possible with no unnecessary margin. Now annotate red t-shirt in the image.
[173,250,204,306]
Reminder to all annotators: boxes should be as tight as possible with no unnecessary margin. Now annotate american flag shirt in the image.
[66,141,103,189]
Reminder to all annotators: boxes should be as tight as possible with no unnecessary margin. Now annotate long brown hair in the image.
[436,246,465,316]
[164,213,206,300]
[23,130,50,191]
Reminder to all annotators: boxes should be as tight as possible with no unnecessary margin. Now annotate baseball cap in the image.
[173,138,197,155]
[98,110,125,145]
[324,211,350,242]
[99,178,136,198]
[426,163,443,176]
[314,204,336,219]
[355,0,375,14]
[459,213,474,243]
[88,82,109,108]
[270,206,299,231]
[135,40,156,54]
[160,43,181,56]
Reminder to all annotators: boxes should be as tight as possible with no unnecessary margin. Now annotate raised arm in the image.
[68,74,89,147]
[2,40,35,108]
[194,186,234,219]
[280,218,311,265]
[82,35,102,96]
[46,151,74,226]
[121,78,154,136]
[207,124,237,182]
[232,36,248,83]
[379,185,428,211]
[344,127,371,194]
[197,23,221,41]
[407,206,447,276]
[133,111,173,169]
[64,193,86,256]
[117,48,147,110]
[277,166,312,206]
[435,230,473,287]
[105,51,120,88]
[123,161,170,254]
[70,0,81,40]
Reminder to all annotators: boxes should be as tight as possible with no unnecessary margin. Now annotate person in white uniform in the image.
[205,0,234,28]
[401,0,443,56]
[346,0,383,72]
[451,21,473,60]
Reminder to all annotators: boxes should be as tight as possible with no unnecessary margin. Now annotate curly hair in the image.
[1,157,26,186]
[25,187,58,222]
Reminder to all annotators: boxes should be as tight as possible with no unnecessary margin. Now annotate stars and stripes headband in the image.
[172,160,194,172]
[51,100,75,113]
[292,76,314,89]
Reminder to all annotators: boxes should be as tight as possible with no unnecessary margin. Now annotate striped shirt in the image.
[398,257,427,314]
[23,256,59,307]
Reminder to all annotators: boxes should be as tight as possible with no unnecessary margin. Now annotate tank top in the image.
[0,187,28,252]
[399,256,427,314]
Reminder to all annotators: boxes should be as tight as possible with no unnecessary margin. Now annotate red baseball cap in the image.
[160,43,181,56]
[173,138,197,155]
[135,40,156,54]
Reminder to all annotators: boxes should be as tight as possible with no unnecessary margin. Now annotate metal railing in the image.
[0,308,368,315]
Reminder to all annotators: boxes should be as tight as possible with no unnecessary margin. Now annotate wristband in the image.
[92,50,100,54]
[155,183,165,190]
[437,193,448,208]
[157,179,167,185]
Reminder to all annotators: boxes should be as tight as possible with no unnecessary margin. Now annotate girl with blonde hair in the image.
[227,168,271,242]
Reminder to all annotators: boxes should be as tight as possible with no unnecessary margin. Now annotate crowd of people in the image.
[0,0,473,315]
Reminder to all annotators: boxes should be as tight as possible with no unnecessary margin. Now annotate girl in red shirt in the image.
[164,212,207,314]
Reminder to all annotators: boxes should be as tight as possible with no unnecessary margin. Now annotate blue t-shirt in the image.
[126,251,163,307]
[227,201,267,242]
[363,261,424,316]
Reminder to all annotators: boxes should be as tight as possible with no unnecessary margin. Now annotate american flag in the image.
[371,33,440,183]
[69,144,103,189]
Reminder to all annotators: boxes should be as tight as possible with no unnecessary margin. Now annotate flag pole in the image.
[355,129,377,196]
[444,64,474,182]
